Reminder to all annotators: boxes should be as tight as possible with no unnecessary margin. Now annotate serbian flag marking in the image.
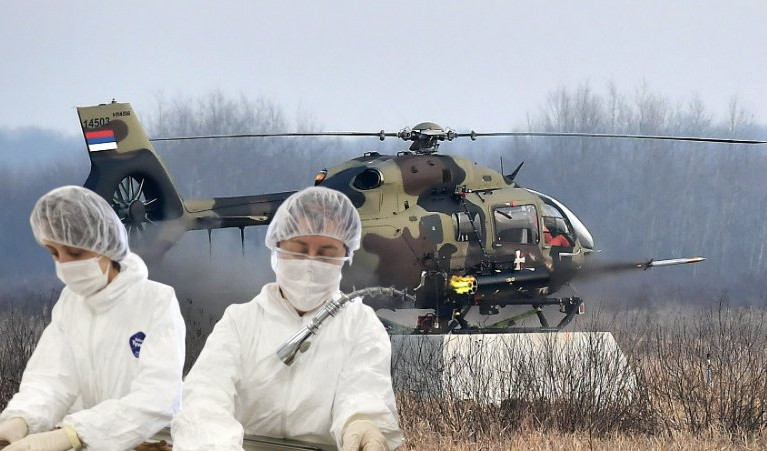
[85,129,118,152]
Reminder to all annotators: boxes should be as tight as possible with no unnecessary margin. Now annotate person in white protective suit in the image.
[171,186,403,451]
[0,185,185,451]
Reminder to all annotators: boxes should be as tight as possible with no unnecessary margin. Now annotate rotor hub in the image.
[400,122,456,154]
[128,200,147,225]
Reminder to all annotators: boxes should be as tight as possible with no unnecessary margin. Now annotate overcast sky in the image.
[1,1,765,137]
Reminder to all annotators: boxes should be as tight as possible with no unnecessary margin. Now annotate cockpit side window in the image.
[493,205,538,244]
[541,203,571,235]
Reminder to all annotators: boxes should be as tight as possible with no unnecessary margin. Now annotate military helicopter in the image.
[76,101,763,334]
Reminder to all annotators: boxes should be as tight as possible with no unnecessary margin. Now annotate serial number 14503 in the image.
[82,117,110,129]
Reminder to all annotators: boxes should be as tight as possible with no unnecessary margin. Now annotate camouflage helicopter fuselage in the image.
[318,152,591,315]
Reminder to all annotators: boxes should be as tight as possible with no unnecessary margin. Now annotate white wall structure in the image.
[391,332,636,404]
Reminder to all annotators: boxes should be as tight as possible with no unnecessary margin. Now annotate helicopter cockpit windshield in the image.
[527,189,595,250]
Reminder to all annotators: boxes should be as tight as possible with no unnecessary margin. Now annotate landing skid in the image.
[480,296,585,333]
[378,297,585,335]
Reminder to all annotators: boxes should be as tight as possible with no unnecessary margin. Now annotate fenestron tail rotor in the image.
[111,175,161,244]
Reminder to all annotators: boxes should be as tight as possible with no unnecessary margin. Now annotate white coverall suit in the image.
[171,282,403,450]
[0,253,186,450]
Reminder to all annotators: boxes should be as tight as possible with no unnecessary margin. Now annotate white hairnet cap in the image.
[265,186,361,254]
[30,185,130,262]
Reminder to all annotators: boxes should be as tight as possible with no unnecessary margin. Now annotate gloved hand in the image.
[342,419,388,451]
[3,426,81,451]
[0,417,29,445]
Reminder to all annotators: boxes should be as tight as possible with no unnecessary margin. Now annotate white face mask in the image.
[55,256,109,297]
[275,258,343,313]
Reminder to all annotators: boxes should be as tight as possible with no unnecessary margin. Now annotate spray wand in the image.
[276,287,413,365]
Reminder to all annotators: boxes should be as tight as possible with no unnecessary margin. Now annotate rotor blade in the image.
[149,131,399,142]
[151,130,766,145]
[136,178,145,201]
[460,131,766,145]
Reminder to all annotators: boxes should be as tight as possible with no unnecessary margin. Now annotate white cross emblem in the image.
[514,250,526,270]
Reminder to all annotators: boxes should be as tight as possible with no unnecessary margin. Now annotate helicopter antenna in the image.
[509,161,524,182]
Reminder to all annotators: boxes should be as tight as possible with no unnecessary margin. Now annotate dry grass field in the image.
[2,298,766,450]
[400,427,767,450]
[391,301,767,449]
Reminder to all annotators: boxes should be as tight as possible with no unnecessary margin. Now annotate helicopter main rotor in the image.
[149,124,766,153]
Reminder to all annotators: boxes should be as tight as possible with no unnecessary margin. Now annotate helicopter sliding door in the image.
[451,207,486,270]
[492,205,539,245]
